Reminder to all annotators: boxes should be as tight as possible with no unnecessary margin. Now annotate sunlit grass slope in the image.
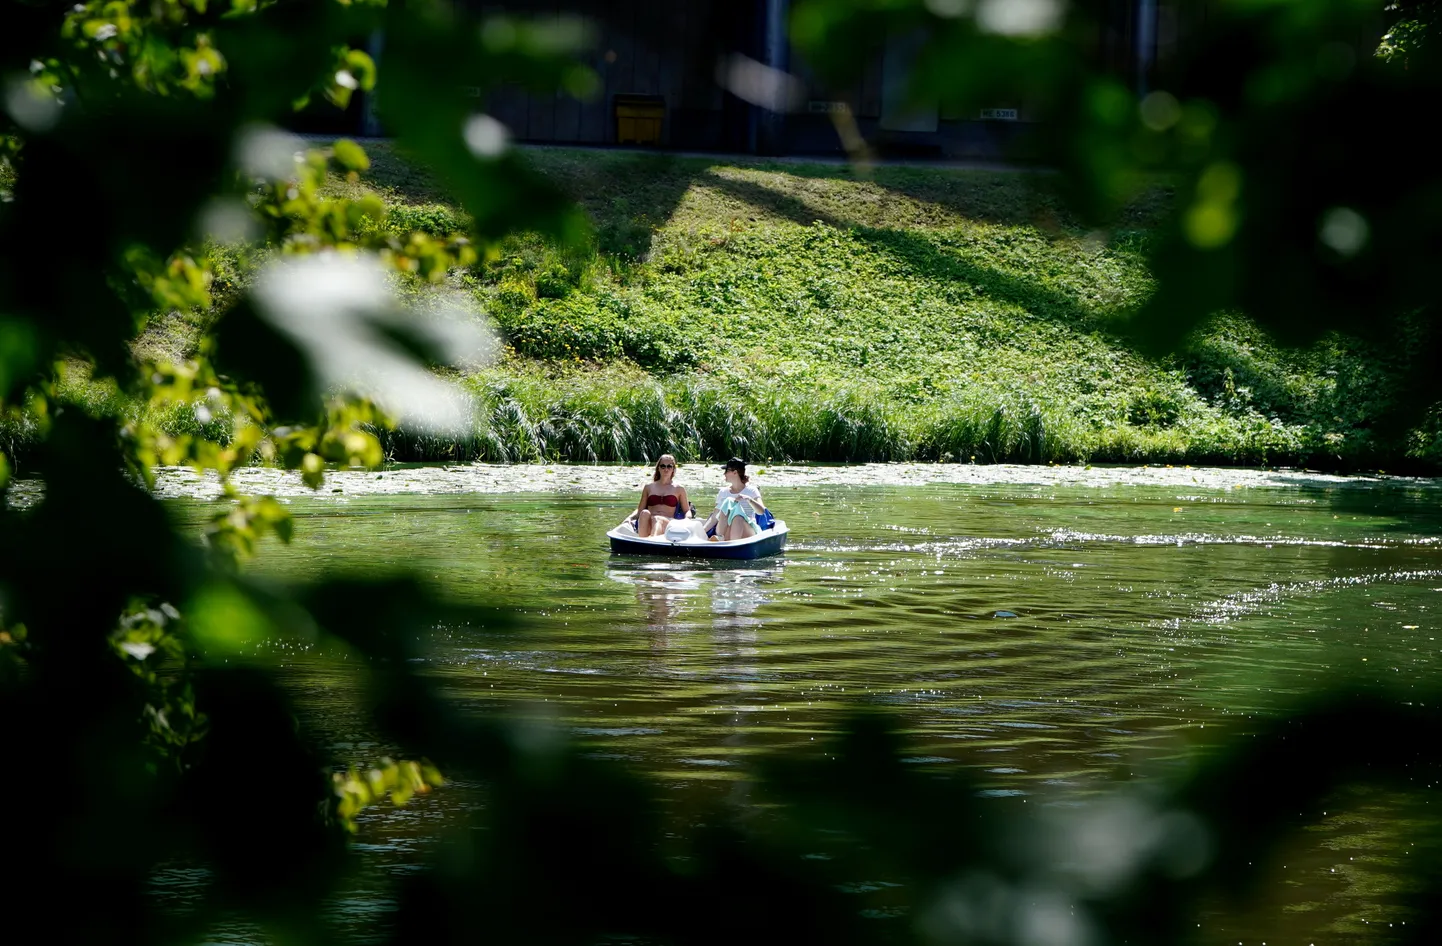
[346,145,1400,467]
[67,145,1402,471]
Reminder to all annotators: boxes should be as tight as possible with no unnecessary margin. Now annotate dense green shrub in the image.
[492,296,695,371]
[532,263,573,299]
[383,203,470,236]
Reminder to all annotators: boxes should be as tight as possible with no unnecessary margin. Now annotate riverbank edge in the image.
[127,460,1442,504]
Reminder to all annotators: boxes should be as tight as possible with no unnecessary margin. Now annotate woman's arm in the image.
[677,487,690,518]
[636,484,651,516]
[743,490,766,512]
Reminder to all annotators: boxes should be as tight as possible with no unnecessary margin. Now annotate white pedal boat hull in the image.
[608,518,788,560]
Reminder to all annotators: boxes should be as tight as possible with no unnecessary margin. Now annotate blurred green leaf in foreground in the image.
[2,0,1442,944]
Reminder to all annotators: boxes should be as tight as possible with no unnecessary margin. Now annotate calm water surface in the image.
[168,468,1442,944]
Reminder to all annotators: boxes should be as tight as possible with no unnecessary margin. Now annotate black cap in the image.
[723,457,746,472]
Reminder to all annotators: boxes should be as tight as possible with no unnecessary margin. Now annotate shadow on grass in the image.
[698,168,1120,333]
[505,149,1082,259]
[362,142,459,205]
[372,142,1165,279]
[736,161,1066,228]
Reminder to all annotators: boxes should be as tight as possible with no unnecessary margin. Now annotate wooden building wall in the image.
[445,1,1229,158]
[468,0,749,149]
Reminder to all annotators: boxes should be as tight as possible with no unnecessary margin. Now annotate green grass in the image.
[343,145,1400,468]
[363,361,1308,466]
[28,144,1415,471]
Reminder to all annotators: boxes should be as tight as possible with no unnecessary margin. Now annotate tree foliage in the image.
[2,0,1441,943]
[1379,0,1440,62]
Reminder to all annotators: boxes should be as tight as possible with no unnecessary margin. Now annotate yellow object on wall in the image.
[615,94,665,145]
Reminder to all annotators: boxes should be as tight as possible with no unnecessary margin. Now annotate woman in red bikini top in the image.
[634,453,690,538]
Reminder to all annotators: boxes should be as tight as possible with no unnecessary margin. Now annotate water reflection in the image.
[704,568,780,785]
[708,566,779,631]
[199,481,1442,943]
[605,563,783,640]
[606,563,785,778]
[606,565,703,649]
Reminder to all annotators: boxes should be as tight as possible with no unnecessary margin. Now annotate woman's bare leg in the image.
[725,518,756,541]
[650,515,672,537]
[637,510,653,536]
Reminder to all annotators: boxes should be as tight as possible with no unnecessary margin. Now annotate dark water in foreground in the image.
[166,469,1442,944]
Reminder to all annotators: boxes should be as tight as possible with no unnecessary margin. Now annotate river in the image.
[153,462,1441,944]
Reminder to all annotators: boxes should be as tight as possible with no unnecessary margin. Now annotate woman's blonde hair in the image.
[652,454,678,482]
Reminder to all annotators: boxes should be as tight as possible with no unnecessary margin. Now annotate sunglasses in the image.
[657,463,675,468]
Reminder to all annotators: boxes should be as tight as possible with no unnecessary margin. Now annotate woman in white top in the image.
[706,457,766,542]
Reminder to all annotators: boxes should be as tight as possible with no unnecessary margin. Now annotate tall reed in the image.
[368,373,1311,467]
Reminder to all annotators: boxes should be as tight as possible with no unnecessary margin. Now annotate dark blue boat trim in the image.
[609,530,787,560]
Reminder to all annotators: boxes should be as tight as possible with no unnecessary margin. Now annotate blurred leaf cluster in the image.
[3,0,1442,943]
[1379,0,1439,62]
[60,0,228,98]
[332,757,444,832]
[111,599,207,766]
[0,0,586,938]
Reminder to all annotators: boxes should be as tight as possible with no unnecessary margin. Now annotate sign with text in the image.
[980,108,1019,121]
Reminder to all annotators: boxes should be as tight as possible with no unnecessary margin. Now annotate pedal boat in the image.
[608,516,788,560]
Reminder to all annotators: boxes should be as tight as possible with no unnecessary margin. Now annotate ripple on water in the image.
[143,471,1442,943]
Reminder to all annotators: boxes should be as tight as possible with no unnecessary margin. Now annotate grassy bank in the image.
[16,145,1425,471]
[353,146,1410,468]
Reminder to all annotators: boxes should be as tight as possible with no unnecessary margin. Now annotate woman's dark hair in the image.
[724,457,748,484]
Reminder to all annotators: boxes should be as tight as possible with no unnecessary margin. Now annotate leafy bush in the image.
[533,263,573,299]
[1126,387,1185,428]
[492,296,695,371]
[383,203,471,237]
[492,278,535,311]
